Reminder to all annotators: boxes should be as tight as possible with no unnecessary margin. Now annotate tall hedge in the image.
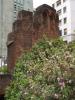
[5,38,75,100]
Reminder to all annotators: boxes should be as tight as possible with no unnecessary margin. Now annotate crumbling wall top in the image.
[35,4,56,14]
[17,10,33,20]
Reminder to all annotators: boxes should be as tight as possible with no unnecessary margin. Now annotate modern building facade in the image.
[50,0,75,42]
[0,0,33,66]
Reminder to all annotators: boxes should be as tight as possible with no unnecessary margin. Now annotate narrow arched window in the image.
[42,11,48,25]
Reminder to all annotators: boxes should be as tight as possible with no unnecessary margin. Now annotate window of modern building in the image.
[13,11,17,20]
[64,17,67,24]
[52,4,55,8]
[57,9,62,16]
[63,7,66,13]
[20,7,23,10]
[56,0,61,6]
[59,19,62,26]
[59,30,62,36]
[64,28,67,35]
[14,4,17,11]
[18,6,20,11]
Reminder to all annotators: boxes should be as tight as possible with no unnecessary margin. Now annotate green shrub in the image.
[0,66,7,74]
[5,38,75,100]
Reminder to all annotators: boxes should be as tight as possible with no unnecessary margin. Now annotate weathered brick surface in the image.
[7,4,59,73]
[32,4,59,43]
[0,74,12,95]
[7,11,33,73]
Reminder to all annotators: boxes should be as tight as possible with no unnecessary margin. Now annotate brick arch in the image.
[42,9,49,17]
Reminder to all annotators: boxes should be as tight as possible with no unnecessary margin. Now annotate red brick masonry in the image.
[0,74,12,95]
[7,4,59,73]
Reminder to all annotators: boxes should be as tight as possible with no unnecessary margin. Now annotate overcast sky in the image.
[33,0,51,8]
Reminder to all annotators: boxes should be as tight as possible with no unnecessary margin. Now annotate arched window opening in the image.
[42,11,48,25]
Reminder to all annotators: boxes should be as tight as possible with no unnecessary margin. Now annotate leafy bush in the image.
[0,66,8,74]
[5,38,75,100]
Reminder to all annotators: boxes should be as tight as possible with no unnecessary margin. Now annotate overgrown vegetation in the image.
[0,66,7,74]
[5,37,75,100]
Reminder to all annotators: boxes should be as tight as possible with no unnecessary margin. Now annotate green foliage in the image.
[0,66,7,74]
[5,37,75,100]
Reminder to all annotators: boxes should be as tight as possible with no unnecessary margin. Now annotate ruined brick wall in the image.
[7,4,59,73]
[7,11,33,73]
[32,4,59,43]
[0,74,12,95]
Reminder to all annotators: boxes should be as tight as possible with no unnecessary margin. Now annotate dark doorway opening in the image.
[0,94,5,100]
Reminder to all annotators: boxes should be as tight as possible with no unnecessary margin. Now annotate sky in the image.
[33,0,51,8]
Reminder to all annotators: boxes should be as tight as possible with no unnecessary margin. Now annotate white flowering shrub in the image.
[5,38,75,100]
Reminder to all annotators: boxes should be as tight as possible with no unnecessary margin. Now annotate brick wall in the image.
[7,4,59,73]
[0,74,12,95]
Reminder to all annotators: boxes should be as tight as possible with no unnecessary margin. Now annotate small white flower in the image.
[54,93,59,99]
[57,77,60,81]
[68,80,72,84]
